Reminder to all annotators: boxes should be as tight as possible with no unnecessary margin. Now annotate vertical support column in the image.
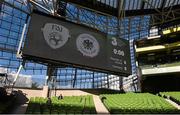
[73,68,77,88]
[52,0,56,15]
[46,65,57,97]
[92,72,95,88]
[117,0,125,19]
[130,39,137,74]
[77,5,80,24]
[119,76,123,91]
[53,68,57,96]
[106,16,109,33]
[56,0,67,17]
[93,12,96,28]
[46,66,51,86]
[106,74,109,89]
[137,67,142,92]
[131,75,137,92]
[0,1,2,13]
[42,85,48,98]
[46,66,51,97]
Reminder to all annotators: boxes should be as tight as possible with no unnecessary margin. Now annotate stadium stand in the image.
[26,95,96,114]
[136,31,180,92]
[100,93,179,114]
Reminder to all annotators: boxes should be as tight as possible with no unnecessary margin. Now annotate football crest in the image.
[76,34,100,58]
[42,23,70,49]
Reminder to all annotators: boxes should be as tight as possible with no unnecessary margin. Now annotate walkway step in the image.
[93,95,110,114]
[165,99,180,110]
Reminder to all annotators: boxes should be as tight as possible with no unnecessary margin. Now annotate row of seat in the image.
[100,92,180,114]
[160,91,180,105]
[26,95,96,114]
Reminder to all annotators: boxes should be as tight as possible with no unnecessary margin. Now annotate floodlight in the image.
[162,30,171,35]
[147,35,161,39]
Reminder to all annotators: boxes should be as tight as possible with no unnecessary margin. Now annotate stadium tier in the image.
[100,93,180,114]
[26,95,96,114]
[135,31,180,92]
[136,31,180,70]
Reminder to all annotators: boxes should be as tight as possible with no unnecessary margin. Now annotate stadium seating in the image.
[160,92,180,105]
[100,93,179,114]
[26,97,48,114]
[26,95,96,114]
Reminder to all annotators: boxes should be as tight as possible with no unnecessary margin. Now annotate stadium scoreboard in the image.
[22,11,132,76]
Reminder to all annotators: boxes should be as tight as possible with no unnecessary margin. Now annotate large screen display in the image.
[22,11,132,76]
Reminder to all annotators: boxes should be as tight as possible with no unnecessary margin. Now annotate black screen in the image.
[23,12,132,76]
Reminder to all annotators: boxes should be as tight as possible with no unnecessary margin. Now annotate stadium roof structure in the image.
[2,0,180,27]
[61,0,180,16]
[65,0,180,26]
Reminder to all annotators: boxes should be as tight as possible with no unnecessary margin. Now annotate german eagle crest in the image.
[76,34,100,58]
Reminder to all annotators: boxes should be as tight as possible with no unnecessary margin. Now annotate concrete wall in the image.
[13,88,120,99]
[51,89,120,97]
[14,88,43,99]
[13,88,97,99]
[10,88,120,106]
[54,89,96,96]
